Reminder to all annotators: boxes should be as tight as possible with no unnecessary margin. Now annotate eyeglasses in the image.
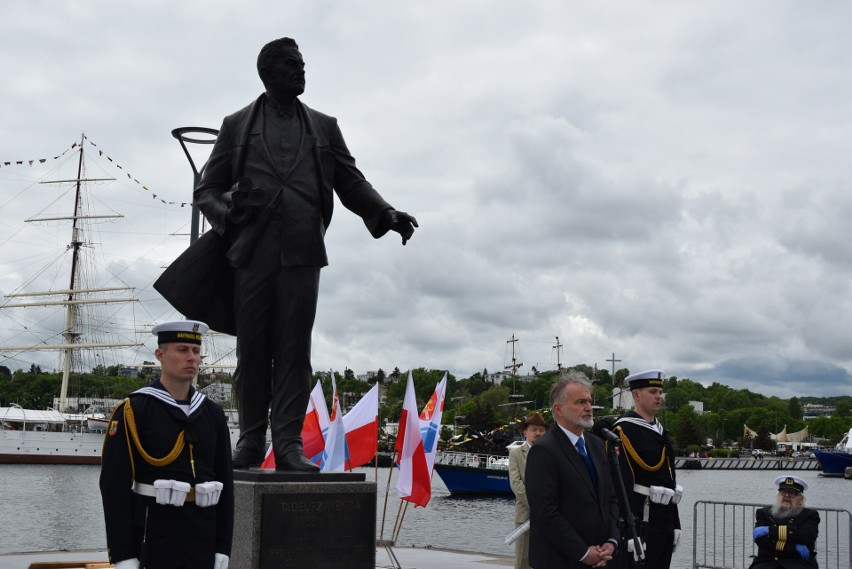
[778,489,802,497]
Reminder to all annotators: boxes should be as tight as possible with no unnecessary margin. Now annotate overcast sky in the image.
[1,1,851,399]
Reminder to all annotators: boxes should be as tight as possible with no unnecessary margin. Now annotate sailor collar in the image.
[615,411,664,434]
[133,380,207,416]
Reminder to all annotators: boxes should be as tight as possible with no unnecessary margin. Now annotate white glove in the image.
[154,479,174,506]
[211,481,223,505]
[114,559,140,569]
[627,537,645,561]
[195,482,212,508]
[673,528,682,551]
[196,481,223,508]
[649,485,674,505]
[672,484,684,504]
[213,553,229,569]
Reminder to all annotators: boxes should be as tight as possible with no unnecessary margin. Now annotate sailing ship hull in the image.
[814,449,852,475]
[0,427,242,465]
[0,430,103,465]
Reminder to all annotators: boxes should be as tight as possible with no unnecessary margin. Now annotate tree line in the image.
[2,363,850,453]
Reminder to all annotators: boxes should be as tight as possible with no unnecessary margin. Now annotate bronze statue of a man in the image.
[191,37,417,471]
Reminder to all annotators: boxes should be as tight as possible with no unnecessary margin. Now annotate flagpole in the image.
[379,449,398,540]
[390,498,404,542]
[392,500,410,544]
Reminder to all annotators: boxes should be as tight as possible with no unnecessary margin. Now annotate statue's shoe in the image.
[275,449,320,472]
[232,446,263,469]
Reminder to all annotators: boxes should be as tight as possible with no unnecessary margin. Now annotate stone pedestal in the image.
[232,470,376,569]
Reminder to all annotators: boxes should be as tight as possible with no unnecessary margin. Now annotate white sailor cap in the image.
[774,474,808,494]
[151,320,209,345]
[625,369,667,390]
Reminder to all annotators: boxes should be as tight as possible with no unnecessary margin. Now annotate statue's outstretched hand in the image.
[386,209,418,245]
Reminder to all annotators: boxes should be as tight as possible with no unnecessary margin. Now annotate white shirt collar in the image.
[557,422,584,446]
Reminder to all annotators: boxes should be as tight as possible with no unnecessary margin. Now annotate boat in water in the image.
[433,449,513,495]
[813,428,852,475]
[0,405,104,464]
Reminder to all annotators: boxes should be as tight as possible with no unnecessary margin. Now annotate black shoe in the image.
[232,446,263,469]
[275,449,320,472]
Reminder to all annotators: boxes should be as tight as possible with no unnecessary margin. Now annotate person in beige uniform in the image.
[509,412,547,569]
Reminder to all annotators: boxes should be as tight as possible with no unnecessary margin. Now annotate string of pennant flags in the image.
[0,135,191,208]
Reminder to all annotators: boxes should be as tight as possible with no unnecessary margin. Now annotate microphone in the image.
[592,419,620,444]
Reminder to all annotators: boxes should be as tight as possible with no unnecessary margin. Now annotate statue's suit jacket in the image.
[525,427,619,569]
[155,94,393,333]
[509,443,530,524]
[195,94,392,251]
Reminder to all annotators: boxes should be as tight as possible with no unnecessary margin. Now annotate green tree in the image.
[463,389,507,432]
[788,397,802,421]
[374,368,386,384]
[614,368,629,387]
[673,406,704,449]
[663,389,690,413]
[755,425,774,451]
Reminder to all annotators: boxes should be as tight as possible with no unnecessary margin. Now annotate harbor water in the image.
[0,464,848,568]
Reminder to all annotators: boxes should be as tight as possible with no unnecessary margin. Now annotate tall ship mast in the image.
[0,134,142,412]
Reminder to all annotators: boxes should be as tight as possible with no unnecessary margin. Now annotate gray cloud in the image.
[1,2,851,398]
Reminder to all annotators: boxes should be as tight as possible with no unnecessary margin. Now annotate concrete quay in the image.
[0,546,514,569]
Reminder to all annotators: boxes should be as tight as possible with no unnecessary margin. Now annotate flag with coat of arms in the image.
[419,373,447,475]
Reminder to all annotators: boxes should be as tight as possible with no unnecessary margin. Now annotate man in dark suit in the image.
[191,37,417,471]
[749,475,820,569]
[526,372,620,568]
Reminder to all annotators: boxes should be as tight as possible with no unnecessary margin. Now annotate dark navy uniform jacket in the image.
[750,506,820,569]
[613,410,681,530]
[99,381,234,564]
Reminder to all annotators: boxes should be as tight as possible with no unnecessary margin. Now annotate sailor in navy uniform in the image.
[613,369,682,569]
[99,320,234,569]
[749,475,819,569]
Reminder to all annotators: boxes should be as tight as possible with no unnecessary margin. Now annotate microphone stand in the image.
[605,438,645,569]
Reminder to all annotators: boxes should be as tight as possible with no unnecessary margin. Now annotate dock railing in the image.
[434,450,510,470]
[692,500,851,569]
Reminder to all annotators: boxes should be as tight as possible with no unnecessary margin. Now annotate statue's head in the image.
[257,37,305,100]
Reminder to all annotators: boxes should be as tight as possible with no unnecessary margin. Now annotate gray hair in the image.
[550,371,593,407]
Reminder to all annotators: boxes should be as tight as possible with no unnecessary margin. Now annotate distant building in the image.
[356,370,377,383]
[688,400,704,414]
[519,373,537,383]
[200,382,232,405]
[802,403,834,420]
[117,366,139,379]
[486,371,511,384]
[51,396,123,413]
